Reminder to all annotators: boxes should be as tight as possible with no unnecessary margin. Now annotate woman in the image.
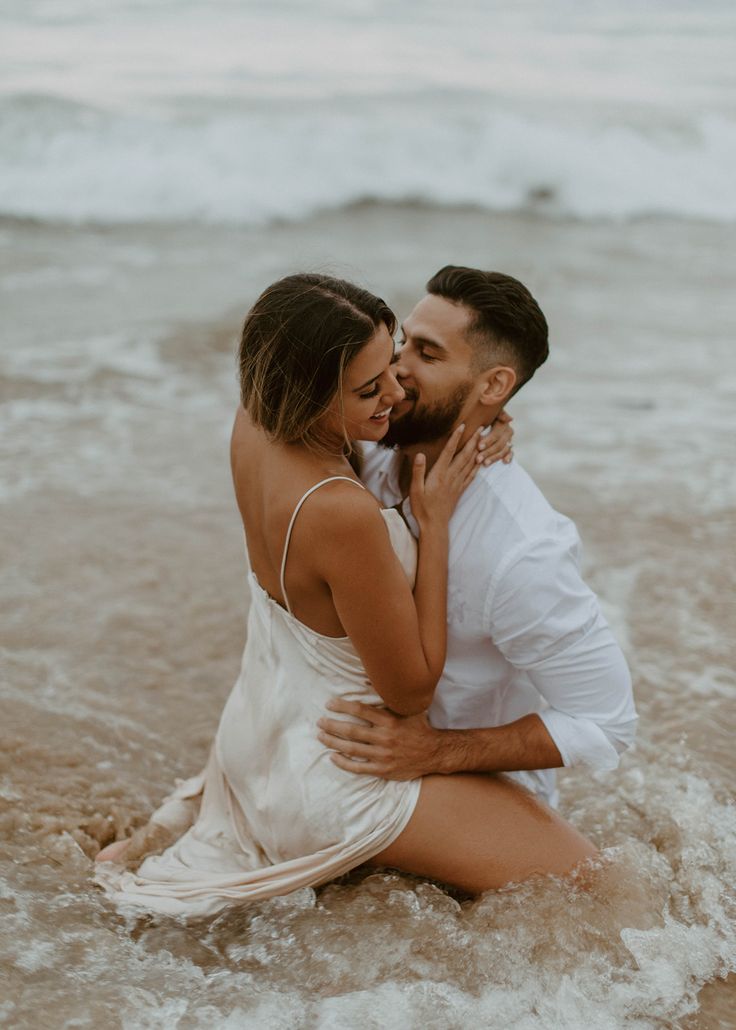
[96,274,595,916]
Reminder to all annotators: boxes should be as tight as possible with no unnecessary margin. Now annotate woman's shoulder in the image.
[295,475,379,525]
[285,476,388,562]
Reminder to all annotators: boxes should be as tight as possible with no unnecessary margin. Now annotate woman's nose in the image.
[384,371,405,404]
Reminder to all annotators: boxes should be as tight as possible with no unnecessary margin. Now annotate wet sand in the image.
[1,205,734,1028]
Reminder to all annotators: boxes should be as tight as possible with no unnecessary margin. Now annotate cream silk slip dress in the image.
[95,477,421,917]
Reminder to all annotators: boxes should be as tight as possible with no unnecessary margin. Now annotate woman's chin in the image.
[357,420,390,442]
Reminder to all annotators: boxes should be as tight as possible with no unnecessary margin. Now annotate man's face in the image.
[382,294,477,448]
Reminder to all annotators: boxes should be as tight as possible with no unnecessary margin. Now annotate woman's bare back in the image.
[230,406,369,638]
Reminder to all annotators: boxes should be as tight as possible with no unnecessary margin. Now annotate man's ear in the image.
[478,365,517,406]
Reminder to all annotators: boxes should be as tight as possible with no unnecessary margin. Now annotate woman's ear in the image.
[478,365,517,406]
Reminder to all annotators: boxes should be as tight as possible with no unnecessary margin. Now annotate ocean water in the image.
[1,0,735,223]
[1,4,735,1029]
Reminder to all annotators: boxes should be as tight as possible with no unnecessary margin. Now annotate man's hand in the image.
[317,699,444,780]
[318,703,565,779]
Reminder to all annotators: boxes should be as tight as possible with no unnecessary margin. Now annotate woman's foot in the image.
[95,838,132,863]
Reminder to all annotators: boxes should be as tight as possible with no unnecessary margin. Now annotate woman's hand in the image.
[410,424,483,531]
[478,410,514,466]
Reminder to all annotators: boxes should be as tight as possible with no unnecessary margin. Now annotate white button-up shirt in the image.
[361,444,638,806]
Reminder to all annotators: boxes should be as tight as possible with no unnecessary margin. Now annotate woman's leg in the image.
[95,801,196,864]
[95,771,205,864]
[367,773,597,893]
[95,838,132,862]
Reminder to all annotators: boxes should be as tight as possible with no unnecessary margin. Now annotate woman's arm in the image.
[309,427,481,715]
[404,427,485,694]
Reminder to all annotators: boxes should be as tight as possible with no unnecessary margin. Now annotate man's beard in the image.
[380,381,472,448]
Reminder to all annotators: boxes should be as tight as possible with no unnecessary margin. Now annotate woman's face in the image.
[322,323,405,444]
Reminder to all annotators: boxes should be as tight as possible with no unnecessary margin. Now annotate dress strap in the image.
[279,476,365,614]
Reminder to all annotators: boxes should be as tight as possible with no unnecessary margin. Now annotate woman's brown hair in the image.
[238,273,396,447]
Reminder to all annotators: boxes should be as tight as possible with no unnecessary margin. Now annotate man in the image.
[318,265,637,807]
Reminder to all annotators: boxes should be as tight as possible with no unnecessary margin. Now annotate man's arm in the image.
[317,703,561,780]
[319,532,636,780]
[487,533,637,770]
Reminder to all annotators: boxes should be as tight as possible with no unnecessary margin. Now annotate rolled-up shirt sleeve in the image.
[484,533,638,770]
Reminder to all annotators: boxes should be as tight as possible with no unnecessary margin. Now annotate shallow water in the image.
[1,206,735,1027]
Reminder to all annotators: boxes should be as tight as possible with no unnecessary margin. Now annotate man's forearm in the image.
[432,713,563,775]
[318,702,564,781]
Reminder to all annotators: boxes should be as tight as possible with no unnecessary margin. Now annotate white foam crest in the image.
[1,95,734,225]
[14,940,57,973]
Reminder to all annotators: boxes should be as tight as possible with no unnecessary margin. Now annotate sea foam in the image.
[3,0,734,226]
[1,93,734,225]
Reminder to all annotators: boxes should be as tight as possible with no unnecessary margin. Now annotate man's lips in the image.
[391,395,417,418]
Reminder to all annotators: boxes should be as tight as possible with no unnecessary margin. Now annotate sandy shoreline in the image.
[2,204,734,1027]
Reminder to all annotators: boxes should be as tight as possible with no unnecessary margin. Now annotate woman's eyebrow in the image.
[353,371,382,392]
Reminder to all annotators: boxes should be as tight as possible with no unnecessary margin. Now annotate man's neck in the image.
[396,407,501,495]
[398,440,448,493]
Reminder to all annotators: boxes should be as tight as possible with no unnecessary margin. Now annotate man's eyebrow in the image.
[400,325,447,353]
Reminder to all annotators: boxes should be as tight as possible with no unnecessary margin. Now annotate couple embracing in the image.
[95,266,637,916]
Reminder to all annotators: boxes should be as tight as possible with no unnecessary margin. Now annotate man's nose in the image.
[392,352,411,379]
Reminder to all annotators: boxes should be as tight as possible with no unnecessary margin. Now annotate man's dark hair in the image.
[426,265,549,391]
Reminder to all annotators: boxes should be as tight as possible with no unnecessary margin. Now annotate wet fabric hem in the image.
[92,778,422,919]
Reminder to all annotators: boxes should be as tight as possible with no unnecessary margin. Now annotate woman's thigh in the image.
[367,773,597,894]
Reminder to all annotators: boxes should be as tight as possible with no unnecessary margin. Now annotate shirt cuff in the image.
[538,709,624,771]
